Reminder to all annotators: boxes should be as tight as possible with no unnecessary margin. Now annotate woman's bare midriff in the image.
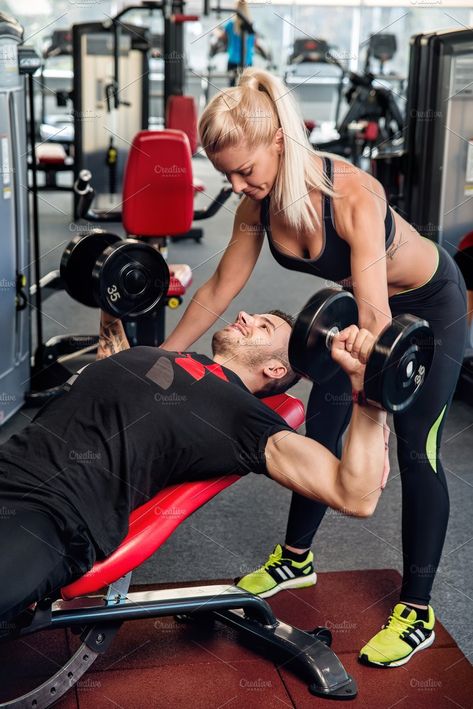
[262,156,440,299]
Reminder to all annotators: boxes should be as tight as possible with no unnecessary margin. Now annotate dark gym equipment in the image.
[289,37,330,65]
[404,28,473,257]
[288,288,434,413]
[60,231,170,319]
[284,37,345,131]
[364,314,433,414]
[289,289,359,384]
[309,37,405,169]
[369,33,397,74]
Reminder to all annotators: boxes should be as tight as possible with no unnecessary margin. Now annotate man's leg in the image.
[0,509,93,625]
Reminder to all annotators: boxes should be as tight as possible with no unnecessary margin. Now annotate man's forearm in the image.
[337,402,387,515]
[96,312,130,359]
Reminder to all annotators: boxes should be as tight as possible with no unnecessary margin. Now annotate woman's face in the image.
[212,130,283,200]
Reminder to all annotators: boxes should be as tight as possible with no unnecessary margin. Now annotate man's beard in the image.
[211,329,235,359]
[211,328,269,369]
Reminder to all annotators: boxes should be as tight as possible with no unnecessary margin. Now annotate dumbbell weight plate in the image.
[289,288,359,384]
[93,240,170,319]
[364,314,434,413]
[60,230,122,308]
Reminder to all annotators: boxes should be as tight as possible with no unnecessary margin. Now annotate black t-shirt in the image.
[0,348,293,556]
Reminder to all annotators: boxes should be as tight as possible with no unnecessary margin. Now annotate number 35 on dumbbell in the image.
[60,230,170,319]
[289,288,435,413]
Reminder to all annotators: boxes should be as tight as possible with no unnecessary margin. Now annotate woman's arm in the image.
[334,171,392,337]
[161,197,264,351]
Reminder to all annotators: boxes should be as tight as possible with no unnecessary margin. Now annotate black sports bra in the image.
[260,157,396,283]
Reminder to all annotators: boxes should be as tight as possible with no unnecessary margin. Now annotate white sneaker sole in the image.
[361,630,436,668]
[258,571,317,599]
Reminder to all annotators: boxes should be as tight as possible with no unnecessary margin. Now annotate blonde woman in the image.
[162,68,467,668]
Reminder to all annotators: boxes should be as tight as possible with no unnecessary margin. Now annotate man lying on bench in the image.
[0,308,388,624]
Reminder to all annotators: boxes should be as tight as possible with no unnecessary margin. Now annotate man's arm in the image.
[265,404,387,518]
[265,324,388,517]
[96,311,130,360]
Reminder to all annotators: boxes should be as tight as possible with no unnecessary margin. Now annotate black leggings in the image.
[285,245,468,605]
[0,510,95,623]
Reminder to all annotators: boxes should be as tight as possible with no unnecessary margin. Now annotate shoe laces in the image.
[263,548,283,570]
[383,612,413,637]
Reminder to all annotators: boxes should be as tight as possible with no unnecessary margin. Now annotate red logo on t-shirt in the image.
[175,355,229,382]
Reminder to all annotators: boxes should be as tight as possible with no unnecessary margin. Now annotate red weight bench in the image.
[1,394,357,706]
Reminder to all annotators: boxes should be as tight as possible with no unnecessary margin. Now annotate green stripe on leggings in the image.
[426,405,447,473]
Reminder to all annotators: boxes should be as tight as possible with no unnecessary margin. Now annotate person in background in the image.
[216,0,256,86]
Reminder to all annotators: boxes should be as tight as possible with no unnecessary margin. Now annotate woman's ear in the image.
[274,127,284,154]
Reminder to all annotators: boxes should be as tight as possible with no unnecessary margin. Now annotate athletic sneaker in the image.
[359,603,436,667]
[236,544,317,598]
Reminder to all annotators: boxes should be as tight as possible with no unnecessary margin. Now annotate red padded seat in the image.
[61,393,304,599]
[122,130,195,238]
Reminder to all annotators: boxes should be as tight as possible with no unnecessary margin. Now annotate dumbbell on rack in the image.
[60,230,170,319]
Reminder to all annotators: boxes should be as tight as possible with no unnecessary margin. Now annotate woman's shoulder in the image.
[326,159,388,236]
[330,157,384,199]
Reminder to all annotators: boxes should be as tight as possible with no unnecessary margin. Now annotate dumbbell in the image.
[288,288,435,413]
[60,230,170,319]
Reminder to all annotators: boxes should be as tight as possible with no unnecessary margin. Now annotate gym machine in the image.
[72,19,149,215]
[0,13,42,425]
[404,28,473,256]
[284,37,346,131]
[72,0,201,218]
[310,34,405,170]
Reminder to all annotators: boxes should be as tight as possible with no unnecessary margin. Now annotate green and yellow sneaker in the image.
[359,603,436,668]
[236,544,317,598]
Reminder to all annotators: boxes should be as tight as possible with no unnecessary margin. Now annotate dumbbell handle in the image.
[325,326,340,350]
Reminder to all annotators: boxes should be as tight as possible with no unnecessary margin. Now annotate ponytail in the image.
[198,67,348,233]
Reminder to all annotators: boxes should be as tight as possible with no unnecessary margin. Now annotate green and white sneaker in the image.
[236,544,317,598]
[359,603,436,668]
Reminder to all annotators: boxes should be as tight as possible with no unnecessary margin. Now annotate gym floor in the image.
[2,156,472,662]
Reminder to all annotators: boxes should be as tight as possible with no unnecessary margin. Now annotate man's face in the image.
[211,311,291,366]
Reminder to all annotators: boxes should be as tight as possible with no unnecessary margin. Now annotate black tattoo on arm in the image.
[97,313,130,359]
